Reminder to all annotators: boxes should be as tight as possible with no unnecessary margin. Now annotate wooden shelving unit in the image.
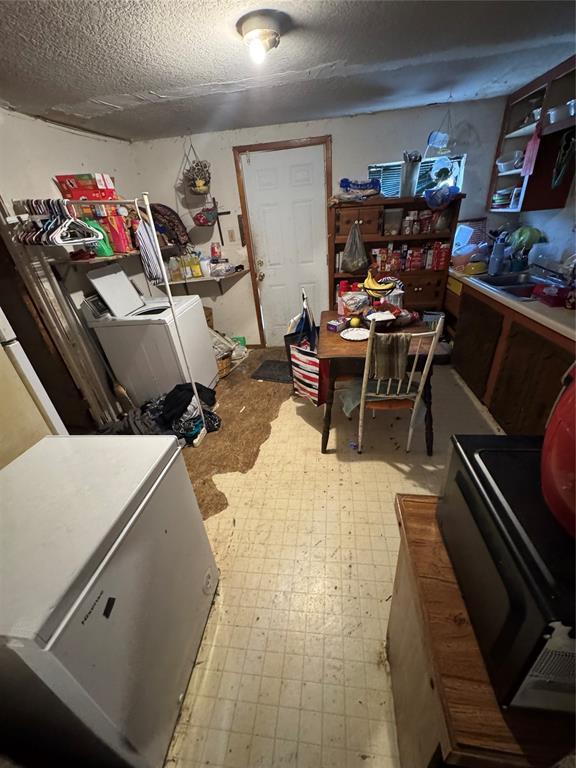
[327,194,465,311]
[487,55,575,213]
[48,245,178,267]
[160,269,248,296]
[334,230,451,245]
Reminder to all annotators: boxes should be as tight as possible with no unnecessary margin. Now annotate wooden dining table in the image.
[317,310,439,455]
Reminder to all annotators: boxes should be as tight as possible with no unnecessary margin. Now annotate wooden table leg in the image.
[321,369,335,453]
[423,366,434,457]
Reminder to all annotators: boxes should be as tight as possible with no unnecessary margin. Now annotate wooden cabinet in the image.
[452,293,503,400]
[402,271,447,310]
[334,206,382,237]
[328,194,465,311]
[490,322,573,433]
[487,56,575,214]
[452,283,575,433]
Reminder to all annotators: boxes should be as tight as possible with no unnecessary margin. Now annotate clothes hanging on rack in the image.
[136,220,163,284]
[150,204,190,248]
[11,199,103,247]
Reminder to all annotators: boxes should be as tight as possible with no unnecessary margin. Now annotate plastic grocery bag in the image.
[340,222,369,274]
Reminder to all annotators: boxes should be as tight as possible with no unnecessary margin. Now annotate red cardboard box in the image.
[54,173,117,201]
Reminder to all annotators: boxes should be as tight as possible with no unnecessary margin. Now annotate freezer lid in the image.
[87,264,145,317]
[0,435,180,645]
[0,305,16,343]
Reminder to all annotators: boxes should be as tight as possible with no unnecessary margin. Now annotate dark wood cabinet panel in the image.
[452,293,503,400]
[402,271,447,310]
[489,322,573,434]
[521,128,576,211]
[334,206,382,237]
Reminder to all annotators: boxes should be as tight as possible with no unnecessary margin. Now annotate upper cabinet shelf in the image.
[488,56,575,213]
[504,122,539,139]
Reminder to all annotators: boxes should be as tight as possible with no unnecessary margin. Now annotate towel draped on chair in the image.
[371,333,412,381]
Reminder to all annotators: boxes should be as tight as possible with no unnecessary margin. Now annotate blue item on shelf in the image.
[424,185,460,210]
[339,178,381,194]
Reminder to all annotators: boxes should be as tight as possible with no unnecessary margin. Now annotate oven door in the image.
[438,459,548,707]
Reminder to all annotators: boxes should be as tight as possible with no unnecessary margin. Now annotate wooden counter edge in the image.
[390,494,573,768]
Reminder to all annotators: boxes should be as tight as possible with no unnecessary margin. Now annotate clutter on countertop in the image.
[327,317,347,333]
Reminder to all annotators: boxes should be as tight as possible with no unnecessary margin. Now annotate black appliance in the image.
[438,434,575,713]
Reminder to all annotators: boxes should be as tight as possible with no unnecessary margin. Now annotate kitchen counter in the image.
[388,494,574,768]
[449,269,575,342]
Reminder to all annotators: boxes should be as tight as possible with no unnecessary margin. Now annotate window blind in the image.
[368,156,465,197]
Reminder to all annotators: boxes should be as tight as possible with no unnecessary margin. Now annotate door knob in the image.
[258,272,265,281]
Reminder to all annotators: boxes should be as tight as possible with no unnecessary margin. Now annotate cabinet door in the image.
[452,293,503,400]
[335,207,382,237]
[489,322,574,433]
[402,272,447,310]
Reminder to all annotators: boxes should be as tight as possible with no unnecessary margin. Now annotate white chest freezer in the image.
[0,436,218,768]
[83,265,218,406]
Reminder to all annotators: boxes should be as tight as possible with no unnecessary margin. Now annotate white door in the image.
[241,144,329,346]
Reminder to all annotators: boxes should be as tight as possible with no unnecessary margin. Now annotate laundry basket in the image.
[217,352,232,378]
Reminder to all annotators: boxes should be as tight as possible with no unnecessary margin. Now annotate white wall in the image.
[0,109,138,203]
[0,99,506,345]
[0,109,162,300]
[133,97,506,344]
[520,182,575,262]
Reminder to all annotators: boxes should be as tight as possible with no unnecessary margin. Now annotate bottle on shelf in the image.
[168,256,183,281]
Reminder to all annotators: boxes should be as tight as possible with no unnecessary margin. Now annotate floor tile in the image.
[167,367,495,768]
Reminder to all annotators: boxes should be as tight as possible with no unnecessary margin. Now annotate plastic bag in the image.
[340,222,369,274]
[341,292,370,315]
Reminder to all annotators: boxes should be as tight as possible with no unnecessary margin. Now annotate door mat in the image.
[250,359,293,384]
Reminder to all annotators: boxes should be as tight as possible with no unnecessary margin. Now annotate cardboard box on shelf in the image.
[54,173,118,201]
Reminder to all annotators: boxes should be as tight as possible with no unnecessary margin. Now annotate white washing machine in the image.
[83,265,217,406]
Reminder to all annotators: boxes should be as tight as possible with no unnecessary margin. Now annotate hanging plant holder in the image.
[193,206,218,227]
[183,141,211,195]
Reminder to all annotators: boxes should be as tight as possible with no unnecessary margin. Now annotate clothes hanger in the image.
[51,200,103,245]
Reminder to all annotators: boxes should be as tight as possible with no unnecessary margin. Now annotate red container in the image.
[541,364,576,537]
[532,283,571,307]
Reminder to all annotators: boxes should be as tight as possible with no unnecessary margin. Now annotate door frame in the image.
[233,135,332,347]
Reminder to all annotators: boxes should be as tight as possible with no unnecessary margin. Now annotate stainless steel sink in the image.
[475,272,537,287]
[469,271,560,302]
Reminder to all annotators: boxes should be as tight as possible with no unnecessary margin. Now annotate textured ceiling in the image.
[0,0,574,141]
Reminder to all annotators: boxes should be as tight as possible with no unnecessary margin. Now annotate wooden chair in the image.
[357,315,444,454]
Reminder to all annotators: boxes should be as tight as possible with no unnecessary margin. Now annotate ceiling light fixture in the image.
[239,12,281,64]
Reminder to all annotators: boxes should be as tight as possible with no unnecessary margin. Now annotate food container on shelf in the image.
[547,104,570,124]
[496,150,524,173]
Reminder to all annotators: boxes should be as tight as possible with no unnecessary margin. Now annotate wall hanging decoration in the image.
[183,141,211,195]
[193,205,218,227]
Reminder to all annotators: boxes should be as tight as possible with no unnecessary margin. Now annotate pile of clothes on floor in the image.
[101,383,221,444]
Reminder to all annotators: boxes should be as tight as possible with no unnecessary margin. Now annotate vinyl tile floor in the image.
[165,367,499,768]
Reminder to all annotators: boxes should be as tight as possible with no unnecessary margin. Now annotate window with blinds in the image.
[368,155,466,197]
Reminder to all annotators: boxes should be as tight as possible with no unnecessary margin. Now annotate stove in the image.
[438,435,575,713]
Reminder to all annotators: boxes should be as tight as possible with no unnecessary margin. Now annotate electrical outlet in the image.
[228,229,236,242]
